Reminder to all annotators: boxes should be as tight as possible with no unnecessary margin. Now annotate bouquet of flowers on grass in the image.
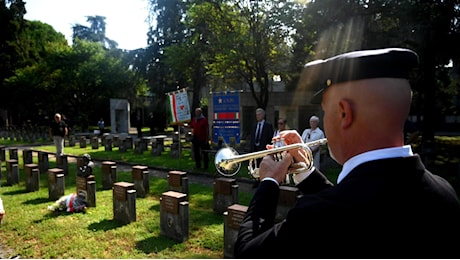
[47,191,87,213]
[0,197,5,223]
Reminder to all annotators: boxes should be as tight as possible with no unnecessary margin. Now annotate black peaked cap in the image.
[303,48,419,104]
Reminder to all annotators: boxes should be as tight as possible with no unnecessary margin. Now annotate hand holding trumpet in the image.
[214,131,326,178]
[261,130,315,184]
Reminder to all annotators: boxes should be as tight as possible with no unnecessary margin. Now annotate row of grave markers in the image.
[0,145,299,258]
[73,133,177,157]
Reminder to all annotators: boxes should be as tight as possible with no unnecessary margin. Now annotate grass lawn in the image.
[0,149,254,258]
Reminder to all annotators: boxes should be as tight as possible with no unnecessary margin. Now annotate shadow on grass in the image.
[135,235,179,255]
[22,197,50,205]
[87,218,126,232]
[33,209,87,224]
[1,188,29,195]
[149,203,160,212]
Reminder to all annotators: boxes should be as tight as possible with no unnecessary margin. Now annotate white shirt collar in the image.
[337,145,413,184]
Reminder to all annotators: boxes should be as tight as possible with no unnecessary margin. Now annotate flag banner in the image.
[212,91,241,144]
[167,88,191,125]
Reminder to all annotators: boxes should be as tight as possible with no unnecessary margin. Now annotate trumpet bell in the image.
[214,147,242,177]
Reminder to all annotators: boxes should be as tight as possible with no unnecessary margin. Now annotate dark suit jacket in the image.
[235,155,460,258]
[250,121,274,152]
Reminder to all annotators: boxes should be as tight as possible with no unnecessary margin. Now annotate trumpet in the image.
[214,138,327,177]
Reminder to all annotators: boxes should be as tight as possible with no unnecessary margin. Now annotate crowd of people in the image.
[248,108,326,174]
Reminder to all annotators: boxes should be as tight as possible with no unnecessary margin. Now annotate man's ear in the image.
[338,99,353,129]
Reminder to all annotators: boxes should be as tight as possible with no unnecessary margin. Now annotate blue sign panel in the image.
[212,92,241,144]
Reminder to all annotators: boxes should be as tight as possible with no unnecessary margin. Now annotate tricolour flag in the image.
[167,88,191,124]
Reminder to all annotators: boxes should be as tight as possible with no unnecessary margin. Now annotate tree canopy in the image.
[0,4,146,130]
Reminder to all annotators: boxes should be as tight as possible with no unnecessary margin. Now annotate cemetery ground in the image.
[0,135,262,259]
[0,134,459,258]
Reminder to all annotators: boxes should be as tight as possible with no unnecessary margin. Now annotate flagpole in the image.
[178,123,182,159]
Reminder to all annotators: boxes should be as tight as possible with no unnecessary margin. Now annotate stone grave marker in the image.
[0,145,5,161]
[79,136,87,148]
[22,149,33,165]
[48,168,65,200]
[76,175,96,207]
[113,182,136,224]
[160,191,189,242]
[101,161,117,190]
[223,204,248,258]
[167,170,189,197]
[213,177,239,214]
[104,136,113,151]
[131,165,149,198]
[56,155,68,176]
[91,136,99,149]
[6,159,19,185]
[8,148,18,160]
[38,151,49,174]
[24,163,40,192]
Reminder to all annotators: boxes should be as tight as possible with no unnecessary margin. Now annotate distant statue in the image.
[78,154,94,178]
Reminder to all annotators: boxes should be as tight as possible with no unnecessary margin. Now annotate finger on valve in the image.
[279,130,303,145]
[259,153,292,183]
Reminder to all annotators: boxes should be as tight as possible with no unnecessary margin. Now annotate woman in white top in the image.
[301,115,325,170]
[273,118,288,137]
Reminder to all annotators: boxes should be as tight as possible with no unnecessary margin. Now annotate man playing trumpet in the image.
[234,48,460,258]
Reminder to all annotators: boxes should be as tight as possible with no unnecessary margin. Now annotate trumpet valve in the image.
[273,137,286,161]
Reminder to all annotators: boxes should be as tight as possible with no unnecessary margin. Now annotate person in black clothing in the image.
[250,108,274,154]
[49,113,68,157]
[148,112,155,136]
[97,118,105,137]
[234,48,460,258]
[136,113,142,138]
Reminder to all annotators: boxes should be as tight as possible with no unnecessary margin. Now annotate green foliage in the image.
[72,15,118,49]
[5,38,146,130]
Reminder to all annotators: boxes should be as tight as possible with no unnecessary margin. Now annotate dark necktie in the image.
[256,123,262,144]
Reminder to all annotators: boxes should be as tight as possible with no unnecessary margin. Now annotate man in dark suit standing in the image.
[249,108,274,187]
[235,48,460,258]
[250,108,274,153]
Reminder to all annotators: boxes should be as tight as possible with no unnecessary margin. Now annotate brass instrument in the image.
[214,138,328,177]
